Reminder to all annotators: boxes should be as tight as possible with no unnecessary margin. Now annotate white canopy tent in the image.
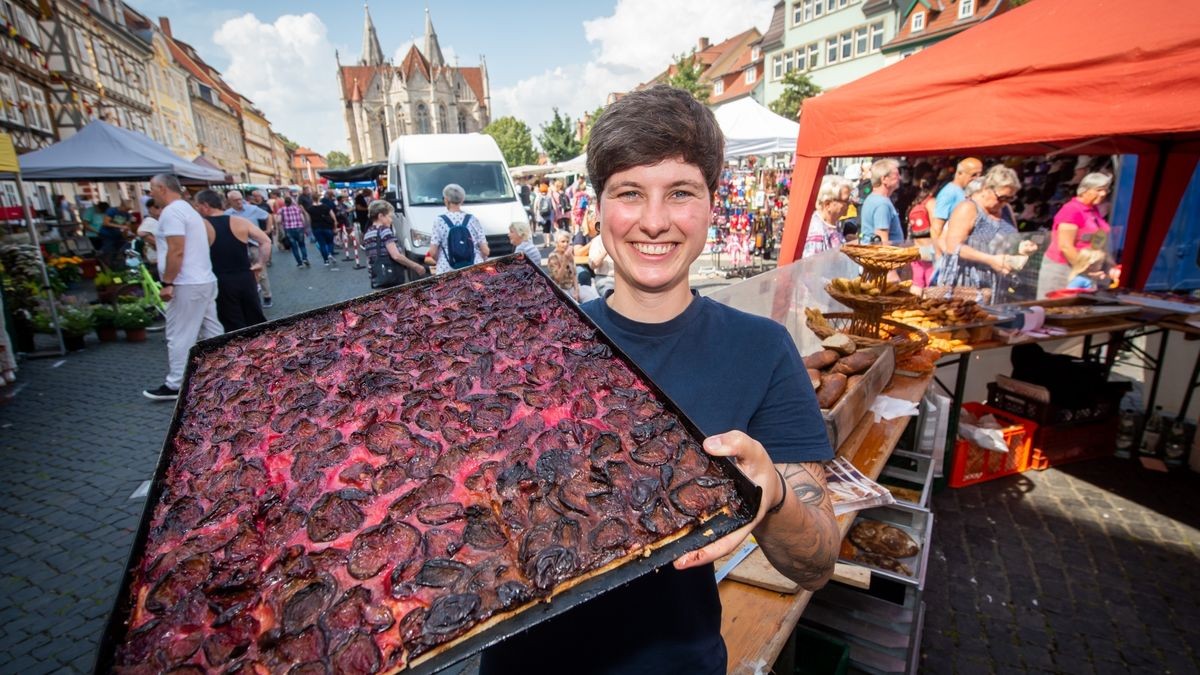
[556,152,587,173]
[712,97,800,158]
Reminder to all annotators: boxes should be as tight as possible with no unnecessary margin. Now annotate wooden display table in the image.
[719,372,934,674]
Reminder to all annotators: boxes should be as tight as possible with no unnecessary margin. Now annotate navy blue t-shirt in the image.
[479,293,831,675]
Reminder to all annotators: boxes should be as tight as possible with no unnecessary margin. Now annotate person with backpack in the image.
[533,182,554,243]
[425,183,489,274]
[907,176,938,288]
[552,179,572,230]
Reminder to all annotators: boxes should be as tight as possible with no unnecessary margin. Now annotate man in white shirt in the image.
[143,173,222,401]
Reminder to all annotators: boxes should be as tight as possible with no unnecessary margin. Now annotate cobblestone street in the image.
[4,252,1199,673]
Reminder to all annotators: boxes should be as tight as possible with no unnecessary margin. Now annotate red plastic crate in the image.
[948,402,1037,488]
[1026,416,1119,470]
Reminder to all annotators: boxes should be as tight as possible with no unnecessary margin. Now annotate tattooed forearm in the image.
[783,463,826,505]
[754,461,839,590]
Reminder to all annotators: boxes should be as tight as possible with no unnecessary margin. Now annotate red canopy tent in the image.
[778,0,1200,290]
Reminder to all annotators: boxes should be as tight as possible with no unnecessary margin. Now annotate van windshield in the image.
[404,162,515,206]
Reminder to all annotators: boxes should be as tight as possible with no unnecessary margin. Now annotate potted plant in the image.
[115,303,153,342]
[48,256,84,287]
[93,304,119,342]
[57,305,94,351]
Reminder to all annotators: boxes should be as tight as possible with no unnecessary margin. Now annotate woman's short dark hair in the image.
[193,189,223,210]
[586,85,724,199]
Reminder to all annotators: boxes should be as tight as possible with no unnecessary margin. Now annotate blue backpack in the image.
[441,214,476,269]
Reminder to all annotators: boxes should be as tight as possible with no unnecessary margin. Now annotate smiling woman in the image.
[479,85,838,675]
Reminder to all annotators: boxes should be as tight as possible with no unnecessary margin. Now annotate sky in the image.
[125,0,775,156]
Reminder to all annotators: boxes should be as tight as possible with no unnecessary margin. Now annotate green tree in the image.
[537,108,582,163]
[581,105,605,146]
[483,116,538,166]
[275,133,299,153]
[665,51,711,103]
[325,151,351,168]
[769,71,823,120]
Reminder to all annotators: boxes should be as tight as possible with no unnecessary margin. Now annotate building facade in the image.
[159,18,244,179]
[760,0,900,106]
[339,7,490,164]
[0,0,55,154]
[121,10,198,160]
[270,132,291,186]
[42,0,153,140]
[238,98,275,184]
[291,146,325,187]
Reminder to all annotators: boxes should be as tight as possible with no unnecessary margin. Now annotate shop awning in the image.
[317,161,387,184]
[17,120,226,182]
[778,0,1200,289]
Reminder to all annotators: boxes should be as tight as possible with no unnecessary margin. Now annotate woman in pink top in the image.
[1036,173,1113,297]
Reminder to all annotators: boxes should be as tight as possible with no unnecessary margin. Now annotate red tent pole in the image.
[778,156,827,265]
[1122,149,1200,289]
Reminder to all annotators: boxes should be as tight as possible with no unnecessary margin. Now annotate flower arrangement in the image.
[93,304,117,328]
[48,255,84,285]
[114,303,154,330]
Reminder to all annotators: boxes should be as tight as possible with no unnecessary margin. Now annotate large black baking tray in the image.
[94,254,761,674]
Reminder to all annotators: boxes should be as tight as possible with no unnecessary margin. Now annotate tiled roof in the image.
[291,147,327,170]
[166,37,242,113]
[705,28,761,78]
[339,65,383,101]
[758,1,786,51]
[400,45,430,81]
[458,67,485,106]
[887,0,1011,51]
[709,63,763,104]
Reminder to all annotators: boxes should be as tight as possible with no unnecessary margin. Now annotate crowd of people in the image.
[803,154,1117,301]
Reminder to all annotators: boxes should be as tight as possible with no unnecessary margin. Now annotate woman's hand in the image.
[988,254,1012,275]
[1018,240,1038,255]
[674,431,783,570]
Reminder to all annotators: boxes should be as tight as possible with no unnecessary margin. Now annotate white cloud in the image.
[211,13,346,154]
[492,0,775,142]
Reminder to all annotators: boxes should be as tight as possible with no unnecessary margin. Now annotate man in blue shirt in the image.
[859,158,903,244]
[931,157,983,256]
[480,85,838,675]
[225,190,274,308]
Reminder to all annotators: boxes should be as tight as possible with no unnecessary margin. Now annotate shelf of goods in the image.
[801,418,939,675]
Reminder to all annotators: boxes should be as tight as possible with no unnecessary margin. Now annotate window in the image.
[437,104,448,132]
[783,50,794,73]
[744,68,756,85]
[0,73,19,124]
[840,31,852,60]
[416,103,430,134]
[93,40,110,74]
[855,27,868,56]
[958,0,975,19]
[871,22,885,51]
[796,0,827,23]
[457,110,467,133]
[712,79,724,96]
[404,161,515,206]
[772,54,783,80]
[826,37,839,64]
[912,12,925,31]
[750,46,761,61]
[16,81,49,131]
[807,43,820,69]
[13,6,39,48]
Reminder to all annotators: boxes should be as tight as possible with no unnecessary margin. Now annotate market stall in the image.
[777,0,1200,292]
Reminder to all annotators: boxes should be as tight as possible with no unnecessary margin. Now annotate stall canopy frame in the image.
[778,0,1200,290]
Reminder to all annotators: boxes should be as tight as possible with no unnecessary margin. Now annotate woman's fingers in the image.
[674,521,756,570]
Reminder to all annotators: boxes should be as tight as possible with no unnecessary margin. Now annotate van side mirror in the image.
[384,189,402,213]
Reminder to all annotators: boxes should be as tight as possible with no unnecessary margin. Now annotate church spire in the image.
[423,7,445,70]
[360,2,384,66]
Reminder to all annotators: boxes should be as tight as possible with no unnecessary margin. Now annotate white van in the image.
[385,134,527,262]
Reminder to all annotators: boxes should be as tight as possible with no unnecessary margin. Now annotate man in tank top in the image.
[193,189,272,332]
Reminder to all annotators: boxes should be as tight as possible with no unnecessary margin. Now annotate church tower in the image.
[360,2,384,66]
[423,8,445,69]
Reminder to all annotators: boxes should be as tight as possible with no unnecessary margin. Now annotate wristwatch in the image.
[161,282,174,287]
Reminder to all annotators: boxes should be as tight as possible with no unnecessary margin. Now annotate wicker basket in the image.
[840,244,920,272]
[807,311,930,359]
[825,285,918,314]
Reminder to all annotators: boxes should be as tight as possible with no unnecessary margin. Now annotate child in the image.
[1067,247,1107,290]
